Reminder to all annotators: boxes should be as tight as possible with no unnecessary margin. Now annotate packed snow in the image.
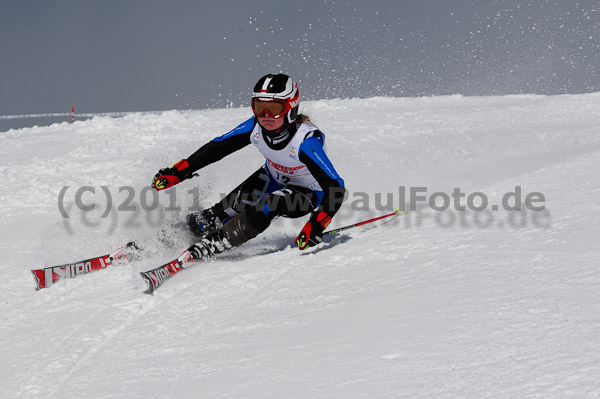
[1,94,599,398]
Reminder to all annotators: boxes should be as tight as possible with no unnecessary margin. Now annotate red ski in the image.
[139,247,198,293]
[31,242,137,290]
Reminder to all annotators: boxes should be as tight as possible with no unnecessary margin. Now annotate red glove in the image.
[152,159,192,191]
[295,211,332,250]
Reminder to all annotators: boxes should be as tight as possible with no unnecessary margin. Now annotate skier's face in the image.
[258,114,285,131]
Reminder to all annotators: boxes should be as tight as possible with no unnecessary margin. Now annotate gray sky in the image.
[1,0,598,131]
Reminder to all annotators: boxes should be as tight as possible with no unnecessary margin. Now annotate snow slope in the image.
[1,94,600,398]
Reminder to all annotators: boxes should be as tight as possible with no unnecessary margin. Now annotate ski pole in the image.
[323,208,403,236]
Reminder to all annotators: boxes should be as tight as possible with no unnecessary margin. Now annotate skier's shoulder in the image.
[293,121,325,156]
[287,120,327,164]
[295,120,325,145]
[212,116,256,142]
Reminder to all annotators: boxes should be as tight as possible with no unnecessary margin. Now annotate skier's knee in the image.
[261,189,315,218]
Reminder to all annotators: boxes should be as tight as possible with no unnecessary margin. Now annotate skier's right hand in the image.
[152,159,193,191]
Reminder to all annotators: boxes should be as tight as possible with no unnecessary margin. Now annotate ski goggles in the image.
[251,98,288,118]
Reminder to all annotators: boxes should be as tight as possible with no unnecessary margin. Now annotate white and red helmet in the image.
[252,74,300,124]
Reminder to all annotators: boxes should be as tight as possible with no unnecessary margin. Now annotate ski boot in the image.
[188,209,263,259]
[186,208,222,238]
[188,230,232,260]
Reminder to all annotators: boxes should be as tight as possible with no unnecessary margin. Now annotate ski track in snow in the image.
[1,94,600,398]
[166,259,297,398]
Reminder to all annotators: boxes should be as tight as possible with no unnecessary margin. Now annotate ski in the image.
[31,241,139,290]
[139,246,199,293]
[140,209,406,293]
[34,210,404,291]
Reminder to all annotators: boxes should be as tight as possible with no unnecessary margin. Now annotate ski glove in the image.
[152,159,193,191]
[295,211,332,250]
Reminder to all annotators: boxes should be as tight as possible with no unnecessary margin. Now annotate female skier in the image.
[151,74,345,258]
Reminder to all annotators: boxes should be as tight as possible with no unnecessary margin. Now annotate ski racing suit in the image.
[184,116,345,246]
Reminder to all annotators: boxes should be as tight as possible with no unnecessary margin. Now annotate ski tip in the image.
[139,272,155,294]
[30,269,45,290]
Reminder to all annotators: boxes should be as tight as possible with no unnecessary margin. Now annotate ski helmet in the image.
[252,74,300,125]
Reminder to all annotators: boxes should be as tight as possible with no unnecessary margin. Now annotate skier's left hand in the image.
[295,211,332,250]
